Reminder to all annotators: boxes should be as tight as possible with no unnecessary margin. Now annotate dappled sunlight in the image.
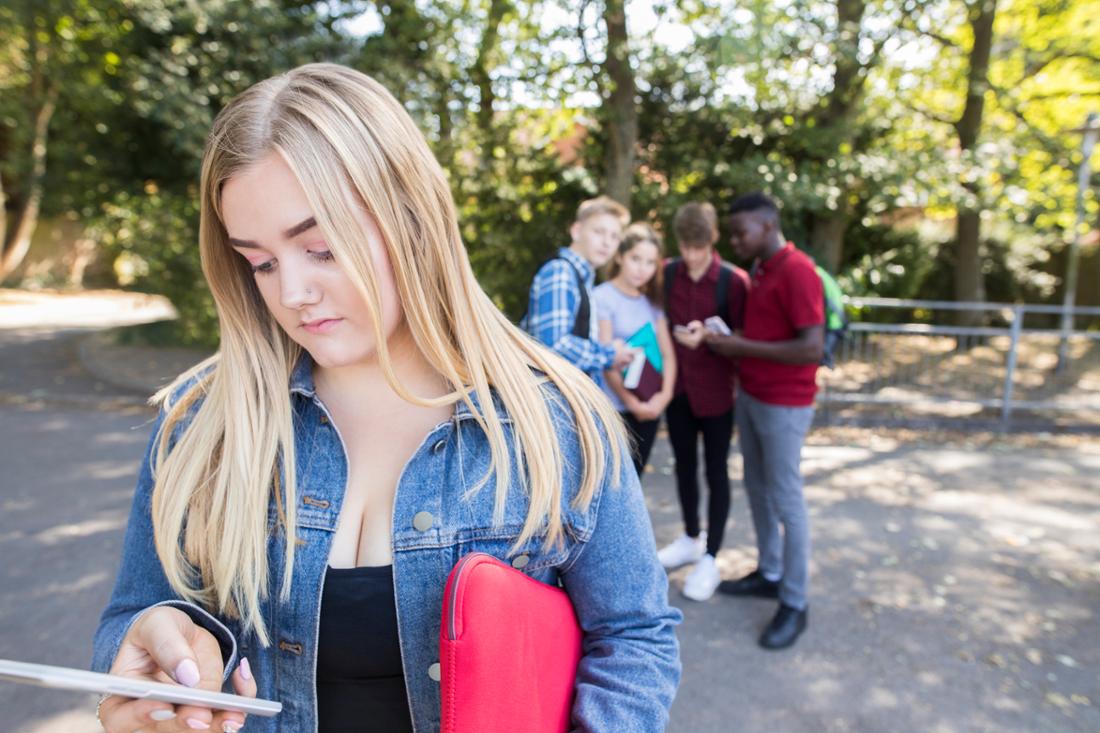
[1,497,34,512]
[27,571,110,603]
[74,460,141,482]
[31,516,127,546]
[91,422,156,446]
[680,430,1100,731]
[925,490,1097,533]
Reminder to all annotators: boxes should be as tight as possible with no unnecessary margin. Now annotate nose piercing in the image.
[306,287,313,296]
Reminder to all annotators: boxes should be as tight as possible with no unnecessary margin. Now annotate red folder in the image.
[631,359,663,402]
[440,553,582,733]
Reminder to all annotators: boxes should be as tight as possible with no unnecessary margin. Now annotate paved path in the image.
[1,291,1098,732]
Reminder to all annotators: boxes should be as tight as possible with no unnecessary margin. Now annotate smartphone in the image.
[703,316,731,336]
[0,659,281,717]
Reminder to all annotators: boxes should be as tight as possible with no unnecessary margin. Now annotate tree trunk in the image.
[601,0,637,209]
[810,213,847,273]
[953,0,998,325]
[954,209,984,301]
[1,87,57,282]
[472,0,508,144]
[470,0,509,175]
[822,0,867,127]
[0,162,6,249]
[809,0,868,269]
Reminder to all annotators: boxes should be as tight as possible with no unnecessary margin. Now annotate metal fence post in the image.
[1001,305,1024,428]
[1057,112,1100,373]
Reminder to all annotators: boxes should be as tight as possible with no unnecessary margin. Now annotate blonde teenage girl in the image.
[92,64,680,733]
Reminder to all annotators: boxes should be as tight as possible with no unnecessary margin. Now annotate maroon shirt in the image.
[665,252,750,417]
[739,242,824,406]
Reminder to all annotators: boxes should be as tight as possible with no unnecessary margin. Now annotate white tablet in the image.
[0,659,281,717]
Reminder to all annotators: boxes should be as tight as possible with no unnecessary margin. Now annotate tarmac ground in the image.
[1,289,1097,733]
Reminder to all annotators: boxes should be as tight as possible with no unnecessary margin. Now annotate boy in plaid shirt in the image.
[524,196,635,383]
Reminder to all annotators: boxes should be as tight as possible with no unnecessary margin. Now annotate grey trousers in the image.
[736,388,814,610]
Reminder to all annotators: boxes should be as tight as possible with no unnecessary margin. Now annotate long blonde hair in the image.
[150,63,624,645]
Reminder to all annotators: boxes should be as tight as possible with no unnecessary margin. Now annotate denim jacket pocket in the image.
[456,528,571,577]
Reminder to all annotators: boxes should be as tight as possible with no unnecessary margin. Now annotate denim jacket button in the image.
[428,662,441,682]
[412,511,434,532]
[319,414,329,425]
[432,439,446,453]
[511,554,530,569]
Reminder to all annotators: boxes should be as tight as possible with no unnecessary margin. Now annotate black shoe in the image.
[758,603,807,650]
[717,570,780,598]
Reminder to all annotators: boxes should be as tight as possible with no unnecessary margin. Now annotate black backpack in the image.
[520,256,591,337]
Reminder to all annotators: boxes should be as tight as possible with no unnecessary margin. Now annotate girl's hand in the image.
[98,606,257,733]
[648,392,673,415]
[631,400,661,422]
[673,321,706,350]
[611,340,636,370]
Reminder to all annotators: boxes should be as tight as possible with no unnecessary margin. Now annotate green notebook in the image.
[625,321,663,374]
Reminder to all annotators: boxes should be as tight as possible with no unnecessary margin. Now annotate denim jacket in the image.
[93,357,682,732]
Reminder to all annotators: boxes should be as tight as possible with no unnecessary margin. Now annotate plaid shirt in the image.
[524,247,615,382]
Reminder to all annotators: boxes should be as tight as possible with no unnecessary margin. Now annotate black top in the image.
[316,565,413,733]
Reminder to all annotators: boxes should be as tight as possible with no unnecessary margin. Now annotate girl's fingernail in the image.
[150,709,177,721]
[184,718,210,730]
[238,656,252,681]
[174,659,201,688]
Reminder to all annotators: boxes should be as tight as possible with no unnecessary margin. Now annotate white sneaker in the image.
[657,532,706,569]
[682,554,720,602]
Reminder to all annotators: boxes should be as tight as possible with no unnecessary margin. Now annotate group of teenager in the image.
[525,191,825,651]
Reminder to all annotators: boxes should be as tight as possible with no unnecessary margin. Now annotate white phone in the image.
[704,316,731,336]
[0,659,282,717]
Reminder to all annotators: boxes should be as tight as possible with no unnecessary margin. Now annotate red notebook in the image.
[630,359,663,402]
[439,552,582,733]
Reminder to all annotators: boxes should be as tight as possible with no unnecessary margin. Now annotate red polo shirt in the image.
[665,252,750,417]
[739,242,824,406]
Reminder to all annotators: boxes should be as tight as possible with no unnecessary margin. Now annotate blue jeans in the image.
[736,389,814,610]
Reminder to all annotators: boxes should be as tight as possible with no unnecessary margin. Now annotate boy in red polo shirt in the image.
[705,192,824,650]
[658,202,749,602]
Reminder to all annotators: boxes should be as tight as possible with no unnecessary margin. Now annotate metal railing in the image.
[818,298,1100,429]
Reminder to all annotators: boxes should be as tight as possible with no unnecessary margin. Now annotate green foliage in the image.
[86,185,217,346]
[456,114,600,318]
[838,223,941,300]
[3,0,359,337]
[4,0,1098,345]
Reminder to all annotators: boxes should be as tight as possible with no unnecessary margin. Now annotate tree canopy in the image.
[1,0,1097,344]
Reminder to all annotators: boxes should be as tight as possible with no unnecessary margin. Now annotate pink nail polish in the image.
[239,656,252,681]
[174,659,201,688]
[184,718,210,730]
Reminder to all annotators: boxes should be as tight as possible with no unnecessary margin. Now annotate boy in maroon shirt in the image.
[705,192,824,650]
[658,202,749,602]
